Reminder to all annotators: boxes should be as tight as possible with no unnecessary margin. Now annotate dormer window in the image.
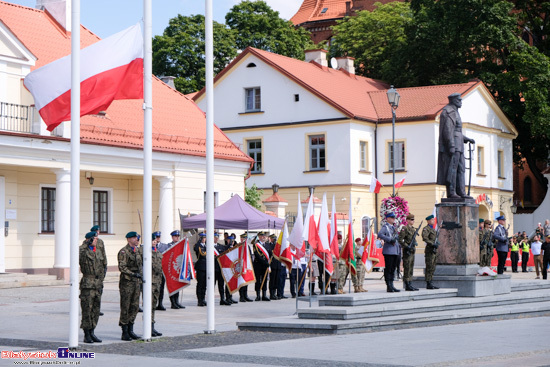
[246,63,257,68]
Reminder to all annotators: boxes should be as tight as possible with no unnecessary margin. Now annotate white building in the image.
[194,47,518,240]
[0,1,252,277]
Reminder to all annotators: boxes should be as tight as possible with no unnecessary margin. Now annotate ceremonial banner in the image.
[302,194,320,250]
[24,24,144,131]
[288,193,305,256]
[329,195,340,260]
[274,222,293,271]
[340,196,357,275]
[315,193,333,275]
[217,243,256,294]
[363,227,380,272]
[162,239,191,296]
[178,238,196,283]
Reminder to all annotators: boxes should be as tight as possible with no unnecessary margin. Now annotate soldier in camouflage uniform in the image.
[83,226,107,316]
[352,238,367,293]
[398,214,419,291]
[479,220,493,267]
[79,231,104,343]
[337,236,349,294]
[118,231,142,341]
[148,231,163,337]
[422,215,439,290]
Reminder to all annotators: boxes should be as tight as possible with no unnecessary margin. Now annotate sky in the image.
[8,0,303,39]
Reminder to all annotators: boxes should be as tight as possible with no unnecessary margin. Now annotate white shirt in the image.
[531,241,542,256]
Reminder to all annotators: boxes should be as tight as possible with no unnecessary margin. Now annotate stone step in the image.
[0,273,64,289]
[511,279,550,292]
[299,289,550,320]
[318,288,458,307]
[237,300,550,335]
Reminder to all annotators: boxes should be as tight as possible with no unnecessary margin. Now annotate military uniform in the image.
[194,235,207,306]
[215,239,231,305]
[79,232,104,343]
[493,217,509,274]
[398,214,419,291]
[84,227,107,315]
[352,240,366,293]
[118,231,142,341]
[378,214,401,293]
[422,216,439,289]
[337,242,349,293]
[267,236,281,300]
[253,234,271,301]
[479,221,493,267]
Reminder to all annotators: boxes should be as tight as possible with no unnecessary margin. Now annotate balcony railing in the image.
[0,101,36,134]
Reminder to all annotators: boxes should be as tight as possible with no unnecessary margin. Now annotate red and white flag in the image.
[178,238,196,283]
[395,176,406,189]
[370,175,382,193]
[302,193,320,250]
[217,243,256,294]
[315,193,333,275]
[363,226,379,272]
[24,24,144,131]
[162,239,191,296]
[329,195,339,260]
[288,192,305,256]
[274,222,293,272]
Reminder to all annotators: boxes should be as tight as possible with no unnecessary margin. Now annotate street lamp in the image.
[387,85,400,195]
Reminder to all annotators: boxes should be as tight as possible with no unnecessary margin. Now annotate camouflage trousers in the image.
[151,281,160,324]
[119,278,140,326]
[425,246,437,282]
[80,287,101,330]
[479,247,493,267]
[402,252,415,282]
[352,259,365,288]
[337,262,349,290]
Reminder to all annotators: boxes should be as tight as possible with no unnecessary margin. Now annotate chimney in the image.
[336,56,355,75]
[346,1,351,16]
[160,76,176,89]
[304,49,328,67]
[36,0,71,32]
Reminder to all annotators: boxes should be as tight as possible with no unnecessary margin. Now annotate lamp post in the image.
[386,85,400,196]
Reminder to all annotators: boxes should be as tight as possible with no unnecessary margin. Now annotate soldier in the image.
[87,226,107,316]
[337,235,349,294]
[378,212,400,293]
[149,231,163,337]
[157,230,185,310]
[268,233,281,300]
[224,234,239,304]
[253,231,271,301]
[118,231,142,341]
[398,214,419,291]
[238,233,254,302]
[194,233,207,306]
[79,231,104,343]
[352,238,367,293]
[422,215,439,290]
[479,220,493,267]
[493,215,509,274]
[214,232,231,306]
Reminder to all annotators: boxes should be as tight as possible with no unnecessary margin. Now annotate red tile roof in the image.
[263,192,288,203]
[0,1,252,163]
[291,0,399,26]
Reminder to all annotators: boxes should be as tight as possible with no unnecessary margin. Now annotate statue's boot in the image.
[447,185,460,199]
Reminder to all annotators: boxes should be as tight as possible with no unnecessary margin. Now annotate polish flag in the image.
[395,176,406,189]
[340,195,357,275]
[315,193,333,275]
[363,226,379,272]
[24,24,144,131]
[329,195,339,260]
[274,222,293,272]
[302,193,320,250]
[288,193,305,256]
[370,176,382,193]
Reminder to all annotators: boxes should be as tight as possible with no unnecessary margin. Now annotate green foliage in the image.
[245,183,263,210]
[225,0,314,60]
[152,14,237,95]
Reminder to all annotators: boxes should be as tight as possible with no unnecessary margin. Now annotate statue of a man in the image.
[437,93,475,199]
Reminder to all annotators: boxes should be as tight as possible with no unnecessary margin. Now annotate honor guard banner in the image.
[162,239,192,296]
[178,238,196,283]
[217,243,256,294]
[273,222,293,272]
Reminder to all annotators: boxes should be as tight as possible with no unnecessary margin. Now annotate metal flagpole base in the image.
[204,330,217,334]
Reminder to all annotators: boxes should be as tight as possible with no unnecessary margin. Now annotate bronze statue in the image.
[437,93,475,199]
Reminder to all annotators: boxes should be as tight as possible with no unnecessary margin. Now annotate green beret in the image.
[479,218,485,223]
[126,231,138,238]
[426,215,434,221]
[85,231,97,239]
[90,225,100,232]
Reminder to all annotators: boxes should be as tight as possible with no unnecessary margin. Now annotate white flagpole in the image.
[205,0,215,333]
[142,0,153,341]
[68,0,80,349]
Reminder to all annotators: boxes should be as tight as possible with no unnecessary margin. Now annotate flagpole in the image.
[205,0,215,334]
[142,0,153,341]
[68,0,80,349]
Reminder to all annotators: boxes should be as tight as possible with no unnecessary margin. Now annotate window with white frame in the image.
[497,150,504,178]
[247,139,262,173]
[359,141,368,171]
[388,141,405,170]
[93,190,109,233]
[245,87,261,112]
[477,146,485,174]
[309,134,326,170]
[41,187,56,233]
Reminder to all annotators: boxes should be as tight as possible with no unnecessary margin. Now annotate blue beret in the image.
[90,225,100,232]
[85,231,97,239]
[496,215,506,221]
[385,213,395,218]
[170,230,180,237]
[126,231,138,238]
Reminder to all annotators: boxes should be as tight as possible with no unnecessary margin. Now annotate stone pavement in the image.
[0,269,549,366]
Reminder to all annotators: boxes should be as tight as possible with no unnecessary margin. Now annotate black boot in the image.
[152,323,162,337]
[219,293,231,306]
[410,282,419,291]
[255,291,261,301]
[89,328,102,343]
[156,303,166,311]
[427,281,439,290]
[261,290,270,301]
[170,295,181,309]
[245,294,254,302]
[128,323,140,340]
[269,291,278,300]
[390,281,400,292]
[386,281,395,293]
[405,281,415,291]
[330,282,337,295]
[83,329,94,344]
[175,297,186,309]
[310,283,318,296]
[121,325,132,341]
[239,294,246,302]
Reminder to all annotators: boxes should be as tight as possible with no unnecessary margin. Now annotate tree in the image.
[152,14,237,94]
[225,0,314,59]
[245,183,263,210]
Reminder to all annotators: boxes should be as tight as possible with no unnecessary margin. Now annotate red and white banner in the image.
[370,176,382,193]
[329,195,340,260]
[24,23,144,131]
[302,193,320,250]
[288,192,305,256]
[395,176,406,189]
[217,243,256,294]
[162,239,191,296]
[273,222,293,272]
[315,193,333,275]
[178,238,196,283]
[363,227,380,272]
